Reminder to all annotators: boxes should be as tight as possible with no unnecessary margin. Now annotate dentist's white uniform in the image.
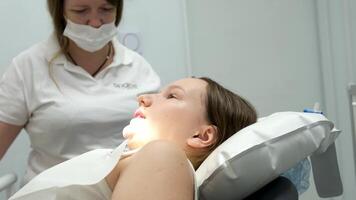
[0,33,160,183]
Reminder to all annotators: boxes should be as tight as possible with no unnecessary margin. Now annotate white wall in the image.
[186,0,324,116]
[120,0,189,85]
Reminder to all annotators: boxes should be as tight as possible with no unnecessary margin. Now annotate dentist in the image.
[0,0,160,184]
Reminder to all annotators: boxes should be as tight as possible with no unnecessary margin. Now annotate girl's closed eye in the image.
[167,93,177,99]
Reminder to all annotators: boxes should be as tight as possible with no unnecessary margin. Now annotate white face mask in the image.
[63,19,118,52]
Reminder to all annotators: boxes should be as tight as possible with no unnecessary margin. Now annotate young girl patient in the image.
[10,77,257,200]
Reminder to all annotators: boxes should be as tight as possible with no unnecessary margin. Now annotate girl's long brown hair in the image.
[198,77,257,164]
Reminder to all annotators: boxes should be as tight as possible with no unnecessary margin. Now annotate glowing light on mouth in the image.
[122,117,149,139]
[122,109,156,149]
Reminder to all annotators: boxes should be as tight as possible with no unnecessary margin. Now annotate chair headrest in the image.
[196,112,340,200]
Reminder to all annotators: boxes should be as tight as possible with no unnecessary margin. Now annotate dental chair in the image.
[197,112,343,200]
[0,173,17,199]
[244,176,298,200]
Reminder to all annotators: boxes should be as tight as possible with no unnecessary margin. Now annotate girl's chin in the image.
[126,139,145,150]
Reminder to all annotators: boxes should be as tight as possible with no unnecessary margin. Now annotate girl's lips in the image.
[134,109,145,119]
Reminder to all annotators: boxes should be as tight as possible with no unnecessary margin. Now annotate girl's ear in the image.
[187,125,218,149]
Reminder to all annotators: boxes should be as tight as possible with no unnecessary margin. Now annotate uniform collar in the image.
[111,37,134,66]
[44,32,134,67]
[43,33,64,65]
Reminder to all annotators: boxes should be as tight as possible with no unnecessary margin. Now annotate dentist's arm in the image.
[0,122,23,160]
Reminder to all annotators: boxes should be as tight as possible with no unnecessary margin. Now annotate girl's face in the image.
[124,78,211,150]
[64,0,116,28]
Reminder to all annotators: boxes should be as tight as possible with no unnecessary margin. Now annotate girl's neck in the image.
[186,149,205,170]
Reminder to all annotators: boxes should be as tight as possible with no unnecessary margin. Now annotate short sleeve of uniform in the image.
[0,60,29,126]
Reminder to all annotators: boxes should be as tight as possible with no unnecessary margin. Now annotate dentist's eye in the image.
[71,9,87,14]
[102,7,115,12]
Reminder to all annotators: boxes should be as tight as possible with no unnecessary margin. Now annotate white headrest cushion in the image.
[196,112,340,200]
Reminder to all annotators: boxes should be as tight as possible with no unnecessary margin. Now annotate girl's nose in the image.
[137,94,152,107]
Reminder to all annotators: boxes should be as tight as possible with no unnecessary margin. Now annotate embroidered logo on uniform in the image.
[113,83,138,89]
